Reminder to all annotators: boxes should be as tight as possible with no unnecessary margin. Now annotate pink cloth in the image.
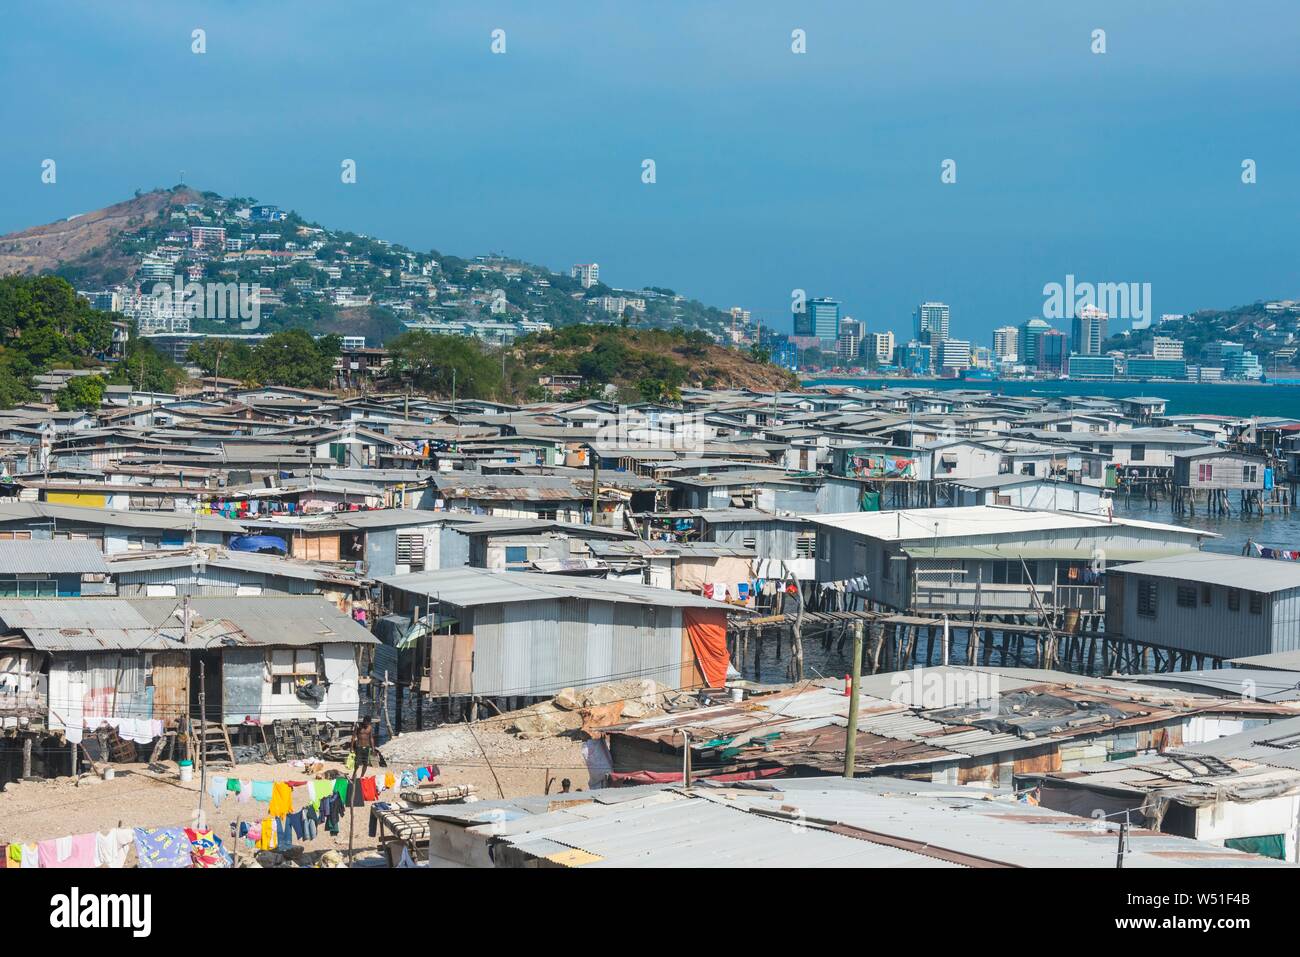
[37,833,98,868]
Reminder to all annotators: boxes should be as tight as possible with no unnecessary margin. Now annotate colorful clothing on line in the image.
[185,828,232,868]
[37,834,97,868]
[134,827,192,869]
[268,781,294,818]
[257,817,277,851]
[360,775,378,802]
[251,780,275,803]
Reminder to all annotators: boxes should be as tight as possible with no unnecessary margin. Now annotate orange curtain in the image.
[683,608,729,687]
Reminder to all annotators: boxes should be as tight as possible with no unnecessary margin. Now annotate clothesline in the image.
[1,763,440,869]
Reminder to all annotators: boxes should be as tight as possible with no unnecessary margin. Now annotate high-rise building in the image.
[835,334,861,365]
[865,331,894,363]
[1019,318,1052,366]
[808,298,841,344]
[1071,305,1109,355]
[571,263,600,288]
[838,317,865,345]
[914,301,950,341]
[1152,338,1184,360]
[940,338,971,371]
[992,326,1019,360]
[895,340,933,376]
[1038,329,1068,375]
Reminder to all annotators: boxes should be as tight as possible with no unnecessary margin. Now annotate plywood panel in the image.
[150,651,189,730]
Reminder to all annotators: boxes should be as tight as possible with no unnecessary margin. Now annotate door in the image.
[150,651,189,731]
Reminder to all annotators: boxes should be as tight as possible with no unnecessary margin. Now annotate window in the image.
[1099,444,1113,457]
[795,532,816,559]
[396,532,425,570]
[1198,463,1213,482]
[0,578,55,597]
[1244,465,1259,483]
[0,531,32,540]
[145,584,177,597]
[536,509,558,521]
[743,535,757,550]
[881,546,893,580]
[1201,584,1212,606]
[1130,444,1146,462]
[1137,579,1158,617]
[1228,588,1241,611]
[271,649,319,695]
[1249,592,1263,615]
[504,546,529,565]
[1176,585,1196,608]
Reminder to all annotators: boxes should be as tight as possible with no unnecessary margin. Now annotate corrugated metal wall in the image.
[470,598,682,697]
[113,566,320,597]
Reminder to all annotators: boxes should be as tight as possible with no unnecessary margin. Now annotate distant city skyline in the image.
[2,1,1298,345]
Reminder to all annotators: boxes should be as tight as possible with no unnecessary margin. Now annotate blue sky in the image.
[2,1,1298,344]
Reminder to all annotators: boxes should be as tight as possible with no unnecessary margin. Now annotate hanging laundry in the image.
[185,828,232,868]
[207,775,227,808]
[96,829,135,869]
[268,781,294,818]
[251,780,275,804]
[134,827,192,868]
[37,834,97,869]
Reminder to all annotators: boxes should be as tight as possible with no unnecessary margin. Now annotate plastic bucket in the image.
[730,687,744,703]
[178,760,193,783]
[102,767,115,781]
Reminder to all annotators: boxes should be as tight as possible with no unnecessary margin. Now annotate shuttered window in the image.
[1137,579,1158,617]
[397,533,425,570]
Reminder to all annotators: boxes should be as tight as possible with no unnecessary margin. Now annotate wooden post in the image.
[21,735,32,779]
[843,621,864,780]
[198,659,207,809]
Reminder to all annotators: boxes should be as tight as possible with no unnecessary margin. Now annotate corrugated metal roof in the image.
[0,501,243,532]
[802,504,1216,543]
[0,596,375,648]
[418,776,1283,868]
[1112,551,1300,593]
[0,539,109,574]
[376,566,742,612]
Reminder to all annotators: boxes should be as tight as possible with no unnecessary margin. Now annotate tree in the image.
[111,334,183,393]
[187,339,255,381]
[55,375,106,411]
[385,331,502,398]
[249,329,336,388]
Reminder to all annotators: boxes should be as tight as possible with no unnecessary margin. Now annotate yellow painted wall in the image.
[45,491,107,508]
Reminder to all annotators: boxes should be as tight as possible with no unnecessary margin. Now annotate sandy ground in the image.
[0,726,592,863]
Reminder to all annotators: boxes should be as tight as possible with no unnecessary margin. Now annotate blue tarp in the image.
[228,534,288,555]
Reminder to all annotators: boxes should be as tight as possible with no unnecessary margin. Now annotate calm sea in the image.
[805,377,1300,418]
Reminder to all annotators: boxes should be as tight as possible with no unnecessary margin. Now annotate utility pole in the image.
[1116,818,1129,869]
[590,447,600,525]
[843,620,864,779]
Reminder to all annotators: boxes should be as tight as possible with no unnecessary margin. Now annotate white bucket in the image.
[730,687,744,703]
[102,767,115,781]
[178,760,193,783]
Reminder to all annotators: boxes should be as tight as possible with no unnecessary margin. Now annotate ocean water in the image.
[806,377,1300,418]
